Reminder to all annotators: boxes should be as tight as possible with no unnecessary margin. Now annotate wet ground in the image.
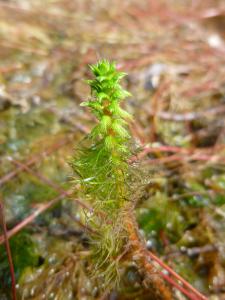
[0,1,225,299]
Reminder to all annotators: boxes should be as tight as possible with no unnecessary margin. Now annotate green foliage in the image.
[138,208,164,233]
[71,60,132,287]
[72,60,132,208]
[214,194,225,206]
[138,193,186,245]
[0,232,38,287]
[185,195,209,207]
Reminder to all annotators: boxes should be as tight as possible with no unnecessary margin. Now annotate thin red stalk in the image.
[0,192,94,245]
[148,153,223,164]
[0,200,17,300]
[0,135,73,187]
[129,122,147,145]
[148,251,207,300]
[0,41,47,56]
[125,207,173,299]
[10,159,71,193]
[126,205,207,300]
[0,192,71,245]
[139,144,224,157]
[0,64,22,74]
[146,104,225,122]
[160,272,199,300]
[130,144,225,164]
[0,116,90,188]
[135,151,224,165]
[10,159,91,211]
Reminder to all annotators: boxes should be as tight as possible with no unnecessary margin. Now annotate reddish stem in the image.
[0,135,73,187]
[0,192,71,245]
[161,272,199,300]
[0,200,17,300]
[148,251,207,300]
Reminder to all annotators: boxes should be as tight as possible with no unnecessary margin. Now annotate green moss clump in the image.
[0,232,38,296]
[71,60,132,288]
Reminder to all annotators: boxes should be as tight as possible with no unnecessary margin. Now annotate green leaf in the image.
[80,101,90,107]
[100,115,112,133]
[97,92,110,101]
[104,135,116,150]
[111,121,130,139]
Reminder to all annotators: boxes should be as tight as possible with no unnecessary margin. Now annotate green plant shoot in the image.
[71,59,132,288]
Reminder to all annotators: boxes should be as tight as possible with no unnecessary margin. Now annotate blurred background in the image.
[0,1,225,299]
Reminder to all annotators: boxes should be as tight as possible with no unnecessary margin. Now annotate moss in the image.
[0,232,39,291]
[71,60,132,289]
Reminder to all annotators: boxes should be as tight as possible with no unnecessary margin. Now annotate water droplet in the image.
[146,240,153,250]
[150,230,156,236]
[92,287,98,297]
[85,280,92,291]
[166,222,172,229]
[75,213,80,221]
[48,268,55,275]
[49,292,55,299]
[65,271,70,277]
[139,229,145,237]
[178,215,184,222]
[48,254,57,264]
[162,269,169,275]
[83,176,95,182]
[180,246,187,253]
[187,235,194,243]
[30,287,36,296]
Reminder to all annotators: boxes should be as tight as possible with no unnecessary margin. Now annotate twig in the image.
[148,251,207,300]
[10,159,90,211]
[0,199,17,300]
[124,204,173,300]
[125,204,208,300]
[146,105,225,122]
[0,191,71,245]
[161,273,199,300]
[0,134,74,187]
[0,115,90,188]
[0,42,47,56]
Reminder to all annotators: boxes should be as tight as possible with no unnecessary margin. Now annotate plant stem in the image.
[0,199,17,300]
